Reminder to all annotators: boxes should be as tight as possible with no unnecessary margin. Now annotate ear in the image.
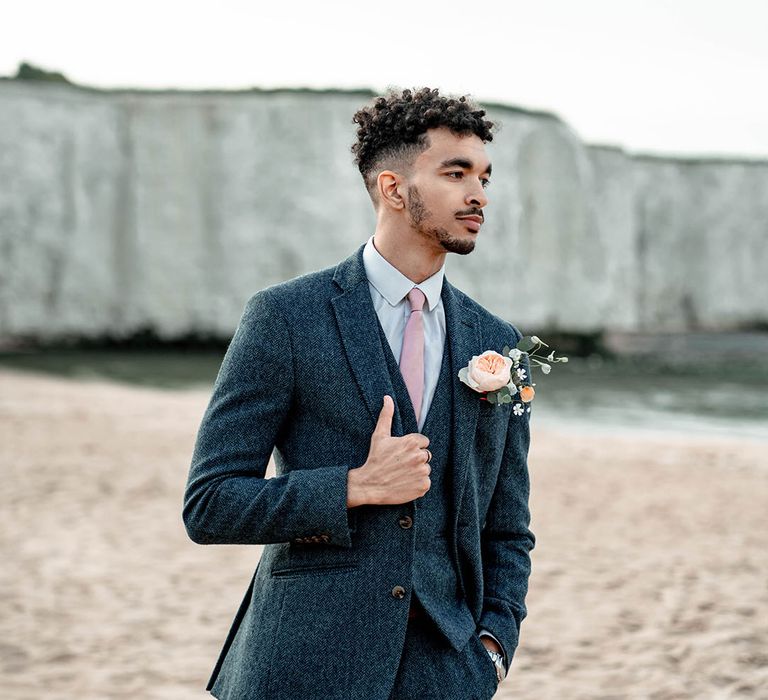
[377,170,405,211]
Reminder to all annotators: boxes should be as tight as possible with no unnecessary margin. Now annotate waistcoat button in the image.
[391,585,406,599]
[398,515,413,529]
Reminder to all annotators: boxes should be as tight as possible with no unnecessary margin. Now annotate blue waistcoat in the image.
[375,318,476,646]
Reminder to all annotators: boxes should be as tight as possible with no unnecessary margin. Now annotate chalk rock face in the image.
[0,81,765,343]
[631,157,768,331]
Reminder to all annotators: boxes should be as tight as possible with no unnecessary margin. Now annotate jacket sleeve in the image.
[477,326,536,672]
[182,289,355,548]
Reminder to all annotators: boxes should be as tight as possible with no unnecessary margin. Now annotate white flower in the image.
[531,335,541,344]
[527,407,531,413]
[513,403,524,416]
[540,363,551,374]
[508,348,523,362]
[506,380,518,395]
[516,367,527,380]
[546,351,555,362]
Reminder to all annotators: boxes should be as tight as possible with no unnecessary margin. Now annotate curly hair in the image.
[351,87,495,201]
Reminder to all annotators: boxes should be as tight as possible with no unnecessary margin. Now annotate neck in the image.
[372,220,446,284]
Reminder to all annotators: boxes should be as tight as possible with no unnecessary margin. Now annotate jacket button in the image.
[398,515,413,529]
[391,585,406,599]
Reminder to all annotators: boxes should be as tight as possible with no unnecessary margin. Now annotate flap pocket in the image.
[270,563,358,579]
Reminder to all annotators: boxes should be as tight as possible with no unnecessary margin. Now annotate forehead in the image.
[415,127,490,170]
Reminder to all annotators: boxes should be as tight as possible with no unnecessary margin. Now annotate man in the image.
[183,87,535,699]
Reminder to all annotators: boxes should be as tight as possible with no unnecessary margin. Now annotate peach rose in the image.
[467,350,513,392]
[519,385,535,403]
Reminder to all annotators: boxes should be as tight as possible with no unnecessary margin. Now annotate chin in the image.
[439,236,476,255]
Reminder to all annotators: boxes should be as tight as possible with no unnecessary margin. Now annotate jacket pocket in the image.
[270,563,358,579]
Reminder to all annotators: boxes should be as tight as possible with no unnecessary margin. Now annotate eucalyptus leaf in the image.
[516,336,535,352]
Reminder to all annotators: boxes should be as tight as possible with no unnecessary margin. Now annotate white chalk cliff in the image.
[0,80,766,342]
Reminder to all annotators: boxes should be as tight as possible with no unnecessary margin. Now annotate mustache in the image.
[455,208,484,220]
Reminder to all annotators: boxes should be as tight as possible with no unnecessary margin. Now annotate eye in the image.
[447,171,464,179]
[481,178,491,189]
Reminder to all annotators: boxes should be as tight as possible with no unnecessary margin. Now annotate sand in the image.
[1,368,766,700]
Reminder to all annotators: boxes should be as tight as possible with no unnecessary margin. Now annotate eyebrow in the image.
[439,157,492,176]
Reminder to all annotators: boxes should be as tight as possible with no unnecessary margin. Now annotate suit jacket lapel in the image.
[441,278,482,515]
[331,245,403,436]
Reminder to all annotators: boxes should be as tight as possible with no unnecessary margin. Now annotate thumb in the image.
[373,395,394,438]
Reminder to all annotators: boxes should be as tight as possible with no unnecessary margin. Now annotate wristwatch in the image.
[485,649,505,683]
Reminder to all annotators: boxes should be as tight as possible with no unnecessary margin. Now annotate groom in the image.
[183,87,535,699]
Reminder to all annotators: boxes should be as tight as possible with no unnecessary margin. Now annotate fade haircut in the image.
[351,87,495,204]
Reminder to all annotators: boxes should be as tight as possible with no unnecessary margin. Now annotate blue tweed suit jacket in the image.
[183,243,535,699]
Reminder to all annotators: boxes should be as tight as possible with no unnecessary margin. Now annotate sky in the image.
[2,0,767,158]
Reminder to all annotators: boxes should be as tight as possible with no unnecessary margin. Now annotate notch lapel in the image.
[331,245,402,436]
[441,279,482,518]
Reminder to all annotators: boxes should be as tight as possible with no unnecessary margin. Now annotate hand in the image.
[347,395,431,507]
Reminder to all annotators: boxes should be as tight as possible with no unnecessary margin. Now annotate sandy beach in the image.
[1,368,766,700]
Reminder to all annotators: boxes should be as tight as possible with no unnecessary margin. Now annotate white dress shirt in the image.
[361,234,506,672]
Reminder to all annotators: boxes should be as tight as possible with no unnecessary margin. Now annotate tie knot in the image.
[407,287,426,312]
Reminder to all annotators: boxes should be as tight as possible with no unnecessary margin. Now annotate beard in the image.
[407,185,476,256]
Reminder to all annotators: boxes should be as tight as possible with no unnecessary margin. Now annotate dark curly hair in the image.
[351,87,495,201]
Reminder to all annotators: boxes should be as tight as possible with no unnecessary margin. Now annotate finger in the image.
[403,433,430,449]
[373,395,394,438]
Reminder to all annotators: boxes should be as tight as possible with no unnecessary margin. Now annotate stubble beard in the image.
[407,185,476,256]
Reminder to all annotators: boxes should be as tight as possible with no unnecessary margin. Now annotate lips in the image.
[457,215,483,232]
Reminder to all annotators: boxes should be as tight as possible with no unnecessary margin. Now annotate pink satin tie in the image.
[399,287,426,424]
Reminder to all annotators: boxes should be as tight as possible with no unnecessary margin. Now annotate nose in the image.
[466,181,488,209]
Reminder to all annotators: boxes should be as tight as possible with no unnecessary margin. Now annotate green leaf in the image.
[487,392,497,404]
[516,336,535,352]
[502,344,511,356]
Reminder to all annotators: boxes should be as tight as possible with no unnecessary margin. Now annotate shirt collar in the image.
[362,234,445,311]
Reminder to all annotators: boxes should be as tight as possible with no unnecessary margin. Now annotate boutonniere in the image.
[458,335,568,414]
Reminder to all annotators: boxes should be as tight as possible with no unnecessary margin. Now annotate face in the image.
[403,127,491,255]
